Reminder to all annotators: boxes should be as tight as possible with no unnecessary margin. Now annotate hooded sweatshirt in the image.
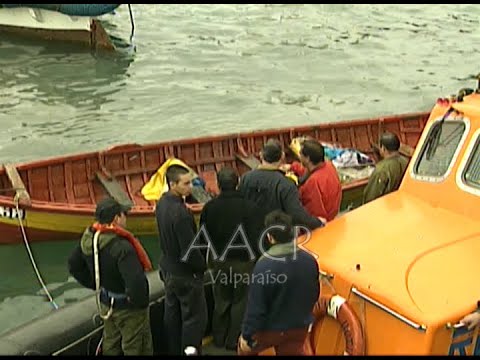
[68,227,149,309]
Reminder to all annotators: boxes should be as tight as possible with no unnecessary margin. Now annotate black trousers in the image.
[162,272,208,355]
[210,260,254,349]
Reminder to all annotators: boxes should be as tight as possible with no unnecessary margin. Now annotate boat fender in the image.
[306,294,365,356]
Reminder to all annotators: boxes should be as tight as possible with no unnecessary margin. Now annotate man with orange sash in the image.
[68,197,153,355]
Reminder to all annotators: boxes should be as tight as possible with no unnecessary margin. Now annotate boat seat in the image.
[4,163,31,207]
[235,153,260,170]
[191,171,214,204]
[399,143,414,158]
[95,171,134,208]
[199,170,219,196]
[191,185,212,204]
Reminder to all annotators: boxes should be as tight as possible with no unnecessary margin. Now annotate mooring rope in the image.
[14,193,59,310]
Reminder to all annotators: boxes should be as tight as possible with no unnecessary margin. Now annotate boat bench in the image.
[95,171,134,208]
[399,143,414,158]
[235,154,261,170]
[4,163,31,207]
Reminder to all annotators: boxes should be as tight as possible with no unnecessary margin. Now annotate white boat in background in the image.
[0,4,133,51]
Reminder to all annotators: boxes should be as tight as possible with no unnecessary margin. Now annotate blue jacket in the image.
[241,242,320,342]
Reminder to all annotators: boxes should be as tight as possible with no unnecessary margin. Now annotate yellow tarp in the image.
[141,158,194,201]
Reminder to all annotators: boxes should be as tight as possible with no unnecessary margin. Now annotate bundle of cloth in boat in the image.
[289,136,374,168]
[141,158,206,202]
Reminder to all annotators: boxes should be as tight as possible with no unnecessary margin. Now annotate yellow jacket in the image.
[141,158,193,201]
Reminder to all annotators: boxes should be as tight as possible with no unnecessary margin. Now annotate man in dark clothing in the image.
[238,210,320,356]
[155,164,208,355]
[200,166,263,350]
[68,197,153,355]
[363,132,409,204]
[238,139,324,231]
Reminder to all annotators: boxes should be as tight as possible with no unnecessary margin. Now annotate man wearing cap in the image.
[238,138,324,231]
[68,197,153,355]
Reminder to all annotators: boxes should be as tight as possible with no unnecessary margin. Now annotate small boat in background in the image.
[0,4,130,51]
[0,111,428,245]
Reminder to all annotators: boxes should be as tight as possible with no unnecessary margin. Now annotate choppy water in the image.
[1,3,480,336]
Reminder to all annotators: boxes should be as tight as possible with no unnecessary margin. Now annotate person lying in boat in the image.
[363,132,409,204]
[155,165,208,355]
[200,166,263,351]
[238,138,324,231]
[280,139,342,223]
[238,210,320,355]
[67,197,153,356]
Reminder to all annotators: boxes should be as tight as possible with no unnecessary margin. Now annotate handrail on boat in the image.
[351,287,427,332]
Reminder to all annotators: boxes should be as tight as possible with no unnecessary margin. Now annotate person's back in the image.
[68,197,152,355]
[240,168,293,218]
[200,167,263,350]
[201,189,262,262]
[239,211,319,356]
[363,132,409,204]
[246,248,319,331]
[238,139,324,231]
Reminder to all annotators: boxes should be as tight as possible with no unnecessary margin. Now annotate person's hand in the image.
[279,164,291,172]
[318,216,327,224]
[460,312,480,330]
[239,335,252,353]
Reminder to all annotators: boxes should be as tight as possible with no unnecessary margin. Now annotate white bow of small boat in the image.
[0,7,91,31]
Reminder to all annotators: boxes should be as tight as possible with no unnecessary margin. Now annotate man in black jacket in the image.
[68,197,152,355]
[200,166,263,350]
[238,139,324,232]
[238,210,320,355]
[155,165,208,355]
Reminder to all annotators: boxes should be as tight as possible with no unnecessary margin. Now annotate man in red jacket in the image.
[285,139,342,222]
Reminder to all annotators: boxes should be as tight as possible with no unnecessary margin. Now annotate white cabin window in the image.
[414,120,466,178]
[462,136,480,189]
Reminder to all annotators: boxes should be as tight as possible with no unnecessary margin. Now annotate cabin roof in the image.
[304,191,480,328]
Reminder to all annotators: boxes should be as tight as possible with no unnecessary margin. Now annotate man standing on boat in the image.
[282,139,342,222]
[67,197,153,355]
[200,166,263,351]
[238,139,324,231]
[238,210,320,355]
[155,165,208,355]
[363,132,409,204]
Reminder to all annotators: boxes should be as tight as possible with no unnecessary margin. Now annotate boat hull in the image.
[0,111,429,245]
[0,181,368,245]
[0,7,115,50]
[1,4,121,17]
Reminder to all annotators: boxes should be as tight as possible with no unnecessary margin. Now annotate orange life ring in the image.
[304,294,365,356]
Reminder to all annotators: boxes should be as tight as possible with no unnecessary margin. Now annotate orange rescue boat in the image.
[301,85,480,355]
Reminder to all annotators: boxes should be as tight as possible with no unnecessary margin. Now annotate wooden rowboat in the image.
[0,111,429,245]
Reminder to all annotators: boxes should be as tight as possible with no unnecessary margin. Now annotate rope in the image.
[95,336,103,356]
[93,230,114,321]
[51,326,103,356]
[14,194,59,310]
[127,4,136,52]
